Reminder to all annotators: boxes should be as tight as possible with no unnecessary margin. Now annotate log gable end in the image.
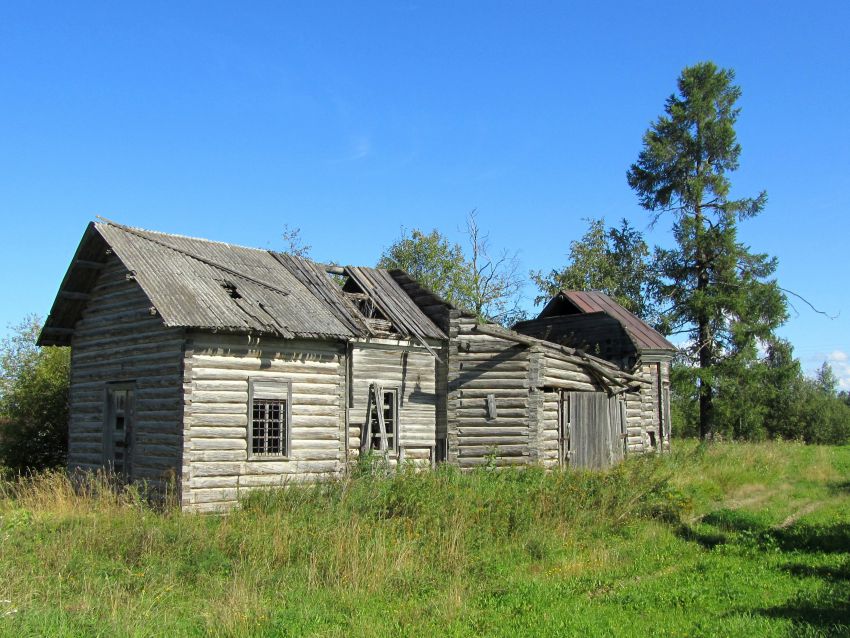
[68,254,184,489]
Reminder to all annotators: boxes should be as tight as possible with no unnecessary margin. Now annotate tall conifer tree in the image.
[627,62,786,440]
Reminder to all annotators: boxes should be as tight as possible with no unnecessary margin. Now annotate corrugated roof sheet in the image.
[95,223,357,339]
[39,221,446,345]
[544,291,675,352]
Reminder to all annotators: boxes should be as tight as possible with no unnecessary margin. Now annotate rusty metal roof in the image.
[539,290,675,352]
[39,221,446,346]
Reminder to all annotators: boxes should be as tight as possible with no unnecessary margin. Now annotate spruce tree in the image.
[627,62,786,440]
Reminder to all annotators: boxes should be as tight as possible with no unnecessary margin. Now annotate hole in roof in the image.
[348,293,386,320]
[221,281,242,299]
[325,270,347,288]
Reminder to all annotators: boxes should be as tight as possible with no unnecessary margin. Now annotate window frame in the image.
[103,381,136,478]
[369,386,399,455]
[247,377,292,460]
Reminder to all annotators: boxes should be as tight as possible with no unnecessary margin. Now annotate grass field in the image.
[0,441,848,637]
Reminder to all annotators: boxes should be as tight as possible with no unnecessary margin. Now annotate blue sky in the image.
[1,1,848,386]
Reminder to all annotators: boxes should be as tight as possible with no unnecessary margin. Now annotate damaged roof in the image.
[345,266,446,341]
[537,290,675,352]
[39,221,446,346]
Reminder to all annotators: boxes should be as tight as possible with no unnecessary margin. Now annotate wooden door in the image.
[566,392,624,469]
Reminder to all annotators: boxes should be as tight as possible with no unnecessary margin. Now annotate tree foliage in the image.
[670,343,850,445]
[378,211,524,326]
[531,217,657,321]
[377,227,472,309]
[627,62,787,440]
[0,316,70,473]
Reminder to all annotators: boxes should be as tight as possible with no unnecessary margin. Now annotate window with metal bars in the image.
[249,378,290,458]
[252,398,286,456]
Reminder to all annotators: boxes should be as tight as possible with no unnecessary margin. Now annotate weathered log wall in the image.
[181,333,347,512]
[442,313,645,470]
[540,389,561,468]
[446,314,535,468]
[347,341,438,465]
[623,359,671,453]
[68,255,184,487]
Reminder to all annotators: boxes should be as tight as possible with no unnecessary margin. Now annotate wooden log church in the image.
[39,221,675,511]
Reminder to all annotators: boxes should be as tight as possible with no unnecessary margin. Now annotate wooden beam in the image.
[42,327,74,335]
[473,323,598,368]
[472,322,648,386]
[73,259,106,270]
[323,265,346,275]
[611,384,642,396]
[59,291,91,301]
[473,321,551,349]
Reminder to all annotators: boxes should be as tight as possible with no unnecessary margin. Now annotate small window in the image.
[369,388,398,453]
[105,383,135,477]
[249,378,291,458]
[485,393,497,420]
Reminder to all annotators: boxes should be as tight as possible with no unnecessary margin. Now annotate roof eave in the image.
[37,222,108,347]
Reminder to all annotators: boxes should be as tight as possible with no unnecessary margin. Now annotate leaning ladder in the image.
[359,383,388,455]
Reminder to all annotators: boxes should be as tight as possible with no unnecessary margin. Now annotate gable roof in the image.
[537,290,675,352]
[39,221,445,346]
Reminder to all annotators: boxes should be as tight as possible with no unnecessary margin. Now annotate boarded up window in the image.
[249,378,291,457]
[485,393,497,420]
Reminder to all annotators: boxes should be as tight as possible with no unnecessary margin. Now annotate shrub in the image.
[0,316,70,473]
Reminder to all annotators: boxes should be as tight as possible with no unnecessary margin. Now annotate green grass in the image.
[0,441,848,637]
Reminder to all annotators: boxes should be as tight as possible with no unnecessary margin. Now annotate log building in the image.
[514,291,675,453]
[39,222,675,511]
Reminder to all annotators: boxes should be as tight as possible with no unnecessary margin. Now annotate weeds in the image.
[0,441,847,637]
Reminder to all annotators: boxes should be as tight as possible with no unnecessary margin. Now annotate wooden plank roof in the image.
[345,267,446,341]
[538,290,675,352]
[39,221,446,346]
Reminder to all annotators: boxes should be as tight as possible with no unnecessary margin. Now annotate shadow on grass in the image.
[828,479,850,495]
[676,509,850,634]
[680,509,850,554]
[674,508,763,550]
[760,559,850,635]
[675,524,727,549]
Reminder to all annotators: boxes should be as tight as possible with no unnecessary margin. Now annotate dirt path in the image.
[776,502,822,529]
